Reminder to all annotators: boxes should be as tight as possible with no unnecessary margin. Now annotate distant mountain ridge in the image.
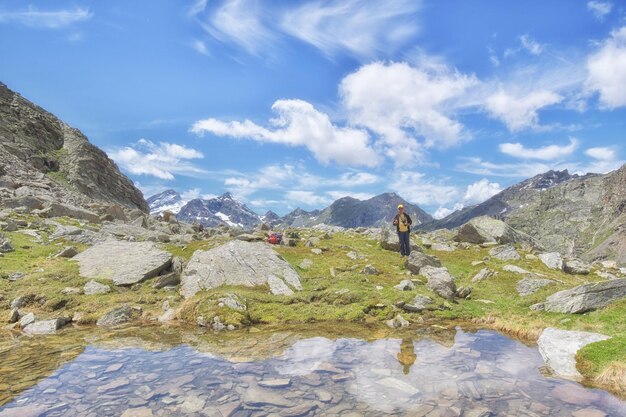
[147,189,185,215]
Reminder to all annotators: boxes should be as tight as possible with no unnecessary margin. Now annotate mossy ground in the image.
[1,217,625,395]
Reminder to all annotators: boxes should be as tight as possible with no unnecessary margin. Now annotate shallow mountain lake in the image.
[0,324,624,417]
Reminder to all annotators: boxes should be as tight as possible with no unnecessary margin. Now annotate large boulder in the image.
[73,240,172,286]
[531,278,626,313]
[420,266,456,301]
[97,305,137,327]
[404,251,442,274]
[23,317,70,335]
[453,216,540,247]
[379,228,420,252]
[562,258,591,275]
[538,252,563,270]
[39,202,101,224]
[488,245,521,261]
[181,241,303,298]
[538,328,610,379]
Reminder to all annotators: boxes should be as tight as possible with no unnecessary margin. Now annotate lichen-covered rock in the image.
[516,278,555,296]
[563,258,591,275]
[181,241,302,298]
[453,216,540,248]
[539,252,563,270]
[97,305,137,327]
[471,268,497,283]
[531,278,626,313]
[386,314,410,328]
[401,295,434,312]
[404,251,442,274]
[489,245,521,261]
[0,234,13,253]
[73,240,172,286]
[394,279,416,291]
[420,266,456,301]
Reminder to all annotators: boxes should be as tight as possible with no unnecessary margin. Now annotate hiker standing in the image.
[393,204,412,257]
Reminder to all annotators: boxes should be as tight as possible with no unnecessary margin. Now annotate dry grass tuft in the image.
[593,362,626,394]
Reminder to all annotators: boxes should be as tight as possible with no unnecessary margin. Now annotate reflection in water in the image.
[0,325,624,417]
[397,338,417,375]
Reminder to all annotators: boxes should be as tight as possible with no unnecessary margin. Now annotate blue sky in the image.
[1,0,625,217]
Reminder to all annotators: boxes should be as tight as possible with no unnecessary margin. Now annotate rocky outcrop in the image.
[538,328,610,379]
[73,240,172,286]
[562,258,591,275]
[453,216,540,248]
[180,241,302,298]
[531,279,626,313]
[0,82,148,212]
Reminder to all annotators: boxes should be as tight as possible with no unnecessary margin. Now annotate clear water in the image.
[0,325,624,416]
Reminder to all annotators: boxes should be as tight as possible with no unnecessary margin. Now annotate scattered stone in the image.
[453,216,539,247]
[538,328,611,379]
[181,240,302,298]
[394,279,416,291]
[304,237,321,247]
[73,240,172,286]
[310,248,322,255]
[503,265,531,274]
[346,250,364,260]
[0,234,14,253]
[8,308,19,323]
[489,245,521,261]
[97,305,135,327]
[516,278,555,296]
[258,378,291,388]
[19,312,35,328]
[39,202,101,224]
[404,251,442,274]
[596,271,619,280]
[471,268,497,283]
[10,295,33,309]
[54,246,78,258]
[236,233,264,242]
[151,271,181,289]
[456,286,472,299]
[8,272,25,281]
[386,314,410,328]
[23,317,70,335]
[83,280,111,295]
[401,295,434,312]
[431,243,455,252]
[242,385,294,407]
[380,228,420,252]
[420,266,456,301]
[361,264,380,275]
[61,287,81,295]
[471,260,485,266]
[120,408,154,417]
[539,252,563,270]
[299,259,313,270]
[563,258,591,275]
[218,294,246,311]
[531,279,626,314]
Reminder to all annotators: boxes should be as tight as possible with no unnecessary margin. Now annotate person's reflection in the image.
[396,338,416,375]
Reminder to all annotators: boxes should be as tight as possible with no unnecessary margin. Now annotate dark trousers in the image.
[398,231,410,256]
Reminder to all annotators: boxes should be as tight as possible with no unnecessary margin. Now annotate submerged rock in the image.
[181,240,302,298]
[538,327,610,379]
[531,278,626,313]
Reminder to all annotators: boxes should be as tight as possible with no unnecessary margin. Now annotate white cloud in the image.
[584,146,624,174]
[108,139,206,180]
[585,146,616,161]
[463,179,503,204]
[499,138,578,160]
[181,188,201,200]
[484,89,563,131]
[326,191,375,201]
[340,61,476,165]
[390,171,460,207]
[587,1,613,20]
[191,39,210,56]
[456,157,557,178]
[280,0,421,58]
[586,26,626,108]
[519,35,545,55]
[191,99,379,167]
[333,172,380,187]
[433,203,463,220]
[0,6,92,29]
[286,190,331,207]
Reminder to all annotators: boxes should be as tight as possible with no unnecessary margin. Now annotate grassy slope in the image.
[1,218,624,394]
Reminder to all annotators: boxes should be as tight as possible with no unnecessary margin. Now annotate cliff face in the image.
[0,82,148,212]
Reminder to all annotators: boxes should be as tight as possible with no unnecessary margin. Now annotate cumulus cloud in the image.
[499,138,578,160]
[108,139,206,180]
[340,61,476,165]
[586,26,626,109]
[587,1,613,20]
[191,99,379,167]
[584,146,624,173]
[286,190,331,206]
[280,0,421,58]
[0,6,92,29]
[585,146,616,161]
[463,179,503,204]
[390,171,460,207]
[484,89,563,131]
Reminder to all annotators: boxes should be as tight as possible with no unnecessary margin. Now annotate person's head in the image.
[397,204,404,213]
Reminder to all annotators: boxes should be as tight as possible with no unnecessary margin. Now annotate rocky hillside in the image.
[421,167,626,264]
[176,193,261,229]
[282,193,432,228]
[0,82,148,212]
[147,189,186,215]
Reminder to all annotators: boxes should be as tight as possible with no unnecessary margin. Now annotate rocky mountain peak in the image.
[147,189,184,215]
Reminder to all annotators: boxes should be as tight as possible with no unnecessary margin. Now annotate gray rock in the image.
[310,248,322,255]
[538,327,610,379]
[299,259,313,270]
[503,264,531,274]
[54,246,78,258]
[379,228,420,252]
[39,202,101,224]
[0,234,14,253]
[73,240,172,286]
[23,318,70,335]
[516,278,555,296]
[386,314,410,328]
[0,221,18,232]
[50,224,84,240]
[401,295,434,312]
[97,305,136,327]
[304,237,321,247]
[539,252,563,270]
[212,316,226,332]
[61,287,81,295]
[158,308,175,323]
[404,251,441,274]
[83,280,111,295]
[453,216,539,247]
[8,272,25,281]
[151,271,181,289]
[346,250,365,260]
[236,233,264,242]
[563,258,591,275]
[471,268,497,283]
[218,294,247,311]
[394,279,416,291]
[9,308,19,323]
[10,295,33,309]
[489,245,521,261]
[531,278,626,313]
[19,312,35,327]
[361,264,380,275]
[456,286,472,299]
[181,241,302,298]
[104,204,128,222]
[420,266,456,301]
[431,243,455,252]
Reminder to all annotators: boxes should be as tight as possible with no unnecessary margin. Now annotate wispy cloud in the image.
[0,6,92,29]
[499,138,578,160]
[587,1,613,20]
[108,139,207,180]
[586,26,626,109]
